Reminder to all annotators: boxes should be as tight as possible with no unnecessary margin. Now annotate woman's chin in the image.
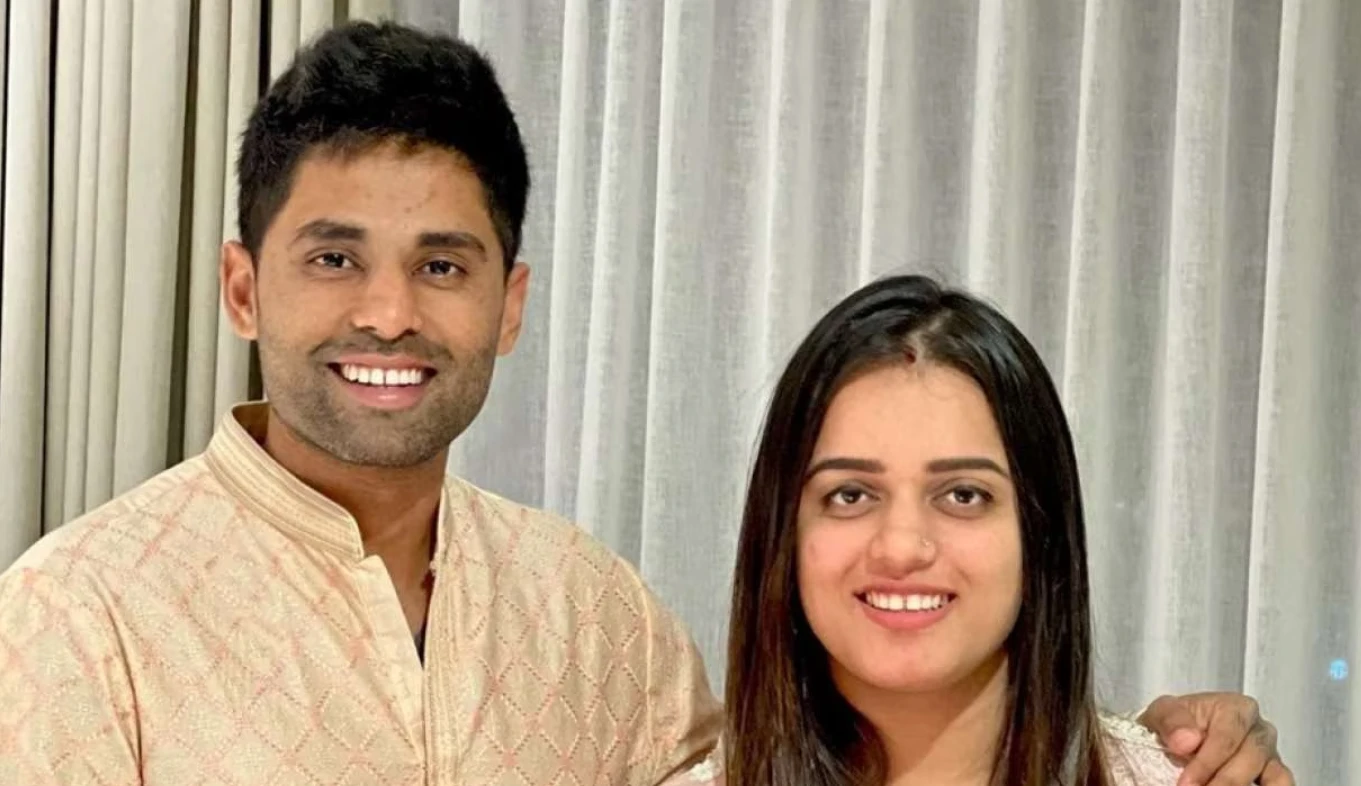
[870,672,956,694]
[836,648,1011,708]
[837,658,961,696]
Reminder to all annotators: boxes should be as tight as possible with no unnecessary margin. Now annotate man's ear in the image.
[497,262,530,356]
[221,240,259,340]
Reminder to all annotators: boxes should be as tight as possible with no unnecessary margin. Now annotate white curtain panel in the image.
[399,0,1359,779]
[1,0,1356,781]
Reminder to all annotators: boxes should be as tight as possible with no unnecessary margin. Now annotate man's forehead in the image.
[300,136,478,174]
[275,153,494,230]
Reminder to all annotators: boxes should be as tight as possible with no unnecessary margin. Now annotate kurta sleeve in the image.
[658,741,725,786]
[633,581,723,786]
[0,567,142,785]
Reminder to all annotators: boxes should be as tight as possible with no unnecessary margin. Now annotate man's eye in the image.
[312,252,354,269]
[423,259,463,277]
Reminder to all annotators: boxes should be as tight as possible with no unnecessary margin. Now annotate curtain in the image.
[2,0,1356,781]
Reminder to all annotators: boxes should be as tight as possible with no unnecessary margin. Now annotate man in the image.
[0,21,1290,786]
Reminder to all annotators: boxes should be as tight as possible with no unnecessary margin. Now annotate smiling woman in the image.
[798,362,1023,706]
[691,274,1184,786]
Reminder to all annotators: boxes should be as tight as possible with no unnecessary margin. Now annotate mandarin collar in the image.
[203,402,450,566]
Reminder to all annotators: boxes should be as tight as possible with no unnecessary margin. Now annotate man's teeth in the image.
[339,364,427,387]
[863,592,951,612]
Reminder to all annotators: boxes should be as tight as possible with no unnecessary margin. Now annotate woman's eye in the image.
[939,485,995,514]
[832,489,864,505]
[826,487,874,509]
[951,488,981,505]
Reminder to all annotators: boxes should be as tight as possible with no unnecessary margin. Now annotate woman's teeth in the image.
[863,592,952,612]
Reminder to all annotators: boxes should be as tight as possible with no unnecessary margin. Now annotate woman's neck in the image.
[844,654,1010,786]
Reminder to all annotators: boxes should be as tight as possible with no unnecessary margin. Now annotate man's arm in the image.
[634,583,724,786]
[1138,693,1294,786]
[0,568,141,785]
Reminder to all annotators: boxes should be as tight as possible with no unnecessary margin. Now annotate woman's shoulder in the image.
[1100,713,1185,786]
[661,717,1183,786]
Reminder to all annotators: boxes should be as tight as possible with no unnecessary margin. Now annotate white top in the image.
[667,713,1183,785]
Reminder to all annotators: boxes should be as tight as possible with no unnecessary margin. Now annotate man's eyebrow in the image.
[292,219,365,246]
[417,231,487,255]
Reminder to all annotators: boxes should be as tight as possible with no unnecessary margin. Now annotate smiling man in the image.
[0,21,1289,786]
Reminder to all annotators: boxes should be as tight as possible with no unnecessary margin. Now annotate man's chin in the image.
[284,410,448,468]
[322,438,447,469]
[329,413,442,455]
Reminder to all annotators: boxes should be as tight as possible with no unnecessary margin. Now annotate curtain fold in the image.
[1246,0,1359,762]
[0,0,51,562]
[44,0,85,534]
[112,3,192,495]
[59,0,107,524]
[85,0,133,507]
[0,1,1355,781]
[183,0,232,457]
[212,0,264,425]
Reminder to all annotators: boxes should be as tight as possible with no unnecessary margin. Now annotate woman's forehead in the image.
[814,364,1007,465]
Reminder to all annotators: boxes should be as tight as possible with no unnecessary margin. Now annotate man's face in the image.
[222,141,529,467]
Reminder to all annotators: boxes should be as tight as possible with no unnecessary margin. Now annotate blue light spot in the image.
[1329,659,1348,681]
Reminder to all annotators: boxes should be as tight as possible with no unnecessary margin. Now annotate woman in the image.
[676,275,1180,785]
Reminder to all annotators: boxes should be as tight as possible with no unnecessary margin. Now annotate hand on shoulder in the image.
[1102,713,1185,786]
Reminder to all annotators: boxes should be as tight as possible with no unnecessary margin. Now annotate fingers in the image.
[1176,701,1258,786]
[1141,694,1205,757]
[1207,720,1282,786]
[1258,758,1295,786]
[1139,693,1287,786]
[1201,737,1268,786]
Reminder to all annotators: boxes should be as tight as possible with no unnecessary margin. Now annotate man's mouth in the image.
[328,363,435,387]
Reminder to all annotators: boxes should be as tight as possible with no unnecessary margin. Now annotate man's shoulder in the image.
[445,476,644,575]
[4,456,227,586]
[444,476,657,607]
[442,478,720,784]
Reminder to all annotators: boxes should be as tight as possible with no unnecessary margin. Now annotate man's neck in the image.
[844,655,1010,786]
[260,409,445,591]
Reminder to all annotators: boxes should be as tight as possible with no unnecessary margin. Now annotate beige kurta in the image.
[0,404,721,785]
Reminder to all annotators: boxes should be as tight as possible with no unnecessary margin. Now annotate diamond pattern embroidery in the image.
[0,407,722,785]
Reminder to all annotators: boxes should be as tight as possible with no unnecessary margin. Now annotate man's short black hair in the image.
[237,21,529,269]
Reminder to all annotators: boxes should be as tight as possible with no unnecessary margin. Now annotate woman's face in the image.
[796,362,1023,701]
